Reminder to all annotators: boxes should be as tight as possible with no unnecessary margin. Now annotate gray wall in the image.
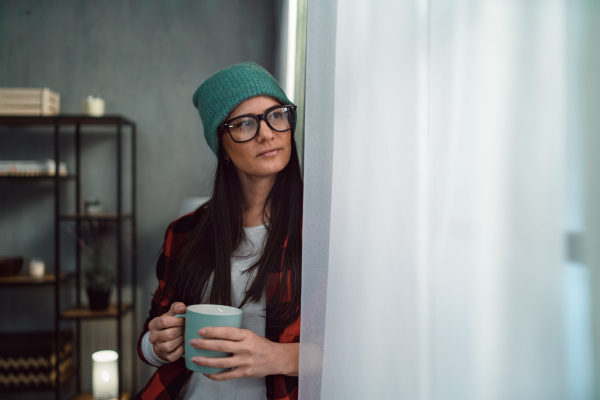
[0,0,281,397]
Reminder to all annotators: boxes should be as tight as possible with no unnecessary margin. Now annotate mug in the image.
[175,304,243,374]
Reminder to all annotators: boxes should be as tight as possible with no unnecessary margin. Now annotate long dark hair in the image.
[163,133,303,329]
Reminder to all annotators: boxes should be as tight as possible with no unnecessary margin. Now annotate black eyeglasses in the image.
[220,104,297,143]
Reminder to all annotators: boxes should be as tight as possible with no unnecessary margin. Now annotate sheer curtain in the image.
[583,2,600,398]
[299,1,595,399]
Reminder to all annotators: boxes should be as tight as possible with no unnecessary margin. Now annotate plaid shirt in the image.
[135,210,300,400]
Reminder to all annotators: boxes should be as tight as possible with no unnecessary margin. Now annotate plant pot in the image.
[86,287,111,311]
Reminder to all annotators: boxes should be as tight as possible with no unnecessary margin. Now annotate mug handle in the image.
[174,313,186,357]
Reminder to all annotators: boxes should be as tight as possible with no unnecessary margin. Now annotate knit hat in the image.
[192,62,294,156]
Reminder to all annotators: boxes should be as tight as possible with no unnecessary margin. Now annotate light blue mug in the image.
[175,304,243,374]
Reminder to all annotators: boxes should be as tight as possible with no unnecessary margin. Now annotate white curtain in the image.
[300,1,597,399]
[583,2,600,399]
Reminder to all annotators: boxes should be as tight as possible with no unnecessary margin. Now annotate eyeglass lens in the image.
[226,106,294,142]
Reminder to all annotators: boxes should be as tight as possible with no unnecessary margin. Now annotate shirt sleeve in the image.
[137,223,177,365]
[141,330,170,367]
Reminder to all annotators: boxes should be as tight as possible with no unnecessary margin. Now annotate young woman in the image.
[135,62,302,400]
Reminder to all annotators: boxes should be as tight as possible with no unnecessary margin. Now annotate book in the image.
[0,159,67,177]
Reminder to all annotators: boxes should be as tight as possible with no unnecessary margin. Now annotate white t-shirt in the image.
[142,224,268,400]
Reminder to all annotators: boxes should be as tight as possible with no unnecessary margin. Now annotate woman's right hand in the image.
[148,302,187,362]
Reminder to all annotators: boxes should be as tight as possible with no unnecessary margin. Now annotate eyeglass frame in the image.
[219,104,297,143]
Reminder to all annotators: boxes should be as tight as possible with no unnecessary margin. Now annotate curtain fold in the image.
[298,1,338,399]
[583,2,600,399]
[299,0,593,399]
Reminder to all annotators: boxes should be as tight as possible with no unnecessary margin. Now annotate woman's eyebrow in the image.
[228,105,278,120]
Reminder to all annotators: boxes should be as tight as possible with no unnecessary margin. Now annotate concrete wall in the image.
[0,1,281,397]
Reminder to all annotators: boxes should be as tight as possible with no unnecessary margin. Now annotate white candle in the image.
[83,96,105,117]
[92,350,119,400]
[29,259,45,278]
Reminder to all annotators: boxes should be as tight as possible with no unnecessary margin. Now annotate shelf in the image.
[0,174,76,180]
[61,304,133,319]
[0,272,73,286]
[75,392,130,400]
[60,213,132,221]
[1,113,138,398]
[0,115,135,126]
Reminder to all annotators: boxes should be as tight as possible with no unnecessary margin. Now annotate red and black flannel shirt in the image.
[135,209,300,400]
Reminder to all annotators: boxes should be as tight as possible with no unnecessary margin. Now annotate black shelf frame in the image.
[0,115,137,400]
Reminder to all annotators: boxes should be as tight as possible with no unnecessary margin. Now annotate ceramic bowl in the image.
[0,257,24,277]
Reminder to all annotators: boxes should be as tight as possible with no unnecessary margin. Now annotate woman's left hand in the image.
[189,327,299,380]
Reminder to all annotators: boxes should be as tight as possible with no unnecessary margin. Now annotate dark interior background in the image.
[0,1,282,397]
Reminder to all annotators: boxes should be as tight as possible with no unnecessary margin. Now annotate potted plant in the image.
[70,218,115,311]
[84,240,115,311]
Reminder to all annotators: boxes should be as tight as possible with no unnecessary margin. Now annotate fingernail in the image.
[199,329,206,335]
[190,339,197,346]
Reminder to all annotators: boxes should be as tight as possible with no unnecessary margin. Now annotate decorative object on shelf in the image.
[0,331,73,391]
[0,88,60,116]
[84,197,102,214]
[0,159,67,177]
[69,219,115,311]
[28,258,45,279]
[0,256,23,277]
[82,95,105,117]
[92,350,119,400]
[86,286,111,311]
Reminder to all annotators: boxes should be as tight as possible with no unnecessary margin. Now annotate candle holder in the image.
[28,258,45,278]
[83,95,105,117]
[92,350,119,400]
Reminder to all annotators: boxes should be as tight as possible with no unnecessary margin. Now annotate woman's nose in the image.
[256,120,275,142]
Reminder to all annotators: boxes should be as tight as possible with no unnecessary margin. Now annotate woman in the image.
[136,62,302,400]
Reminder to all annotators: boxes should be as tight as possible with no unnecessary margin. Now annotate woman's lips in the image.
[258,148,280,157]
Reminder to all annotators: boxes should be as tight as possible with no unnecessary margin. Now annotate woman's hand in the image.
[147,302,187,362]
[190,327,299,380]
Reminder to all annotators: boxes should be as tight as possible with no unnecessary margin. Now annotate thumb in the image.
[167,301,187,316]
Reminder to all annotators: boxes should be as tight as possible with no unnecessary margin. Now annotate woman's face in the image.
[221,95,292,183]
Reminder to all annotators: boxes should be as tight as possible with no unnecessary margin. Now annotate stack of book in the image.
[0,160,67,177]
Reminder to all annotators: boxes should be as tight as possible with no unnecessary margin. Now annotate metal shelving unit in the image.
[0,115,137,399]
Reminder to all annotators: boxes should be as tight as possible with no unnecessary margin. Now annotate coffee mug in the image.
[175,304,243,374]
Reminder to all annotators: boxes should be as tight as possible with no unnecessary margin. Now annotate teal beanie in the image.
[192,62,294,156]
